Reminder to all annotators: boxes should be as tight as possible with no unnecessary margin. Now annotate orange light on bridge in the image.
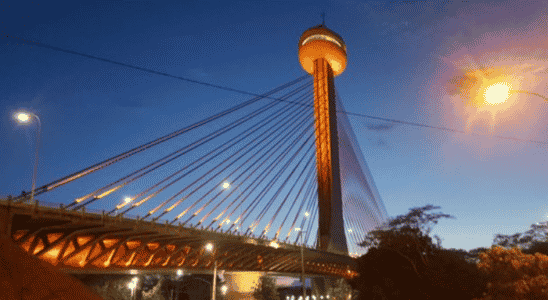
[298,25,347,76]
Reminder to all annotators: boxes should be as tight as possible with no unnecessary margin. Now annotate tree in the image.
[473,246,548,300]
[352,205,487,299]
[493,221,548,250]
[523,242,548,257]
[253,275,280,300]
[424,248,487,299]
[359,205,454,273]
[352,247,426,300]
[326,278,354,300]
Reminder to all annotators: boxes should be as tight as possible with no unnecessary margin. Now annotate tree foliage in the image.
[253,275,280,300]
[473,247,548,300]
[353,205,487,300]
[326,278,354,300]
[359,205,454,272]
[493,221,548,250]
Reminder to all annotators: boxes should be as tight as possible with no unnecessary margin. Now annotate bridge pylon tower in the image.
[298,24,348,255]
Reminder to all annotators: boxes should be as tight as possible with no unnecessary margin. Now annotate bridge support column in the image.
[313,58,348,255]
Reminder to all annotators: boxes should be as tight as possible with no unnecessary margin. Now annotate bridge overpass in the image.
[0,199,356,278]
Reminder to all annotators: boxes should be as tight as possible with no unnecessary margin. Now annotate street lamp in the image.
[481,82,548,106]
[206,242,217,300]
[127,276,139,300]
[220,285,228,296]
[295,228,307,300]
[13,110,41,203]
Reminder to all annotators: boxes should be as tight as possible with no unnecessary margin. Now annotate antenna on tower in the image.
[321,12,326,26]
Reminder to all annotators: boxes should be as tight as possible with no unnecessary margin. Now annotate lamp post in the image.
[13,111,41,203]
[296,228,307,300]
[206,242,217,300]
[128,277,139,300]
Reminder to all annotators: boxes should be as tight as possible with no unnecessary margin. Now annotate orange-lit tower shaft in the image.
[299,25,348,255]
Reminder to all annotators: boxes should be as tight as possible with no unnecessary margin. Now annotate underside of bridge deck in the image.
[0,200,357,279]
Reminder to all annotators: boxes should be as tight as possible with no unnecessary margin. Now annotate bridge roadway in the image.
[0,198,357,279]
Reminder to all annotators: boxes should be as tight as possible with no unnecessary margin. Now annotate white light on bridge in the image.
[221,285,228,295]
[176,269,183,277]
[222,182,230,189]
[205,243,214,252]
[348,228,352,233]
[124,197,132,203]
[269,241,280,249]
[304,211,310,217]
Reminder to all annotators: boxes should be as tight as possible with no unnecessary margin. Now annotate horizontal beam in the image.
[0,200,357,279]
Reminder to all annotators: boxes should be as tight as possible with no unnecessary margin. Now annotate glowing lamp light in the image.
[269,241,280,249]
[176,269,183,276]
[484,82,511,105]
[124,197,132,203]
[15,112,31,123]
[304,211,310,217]
[127,276,139,289]
[221,285,228,295]
[222,182,230,189]
[205,243,214,252]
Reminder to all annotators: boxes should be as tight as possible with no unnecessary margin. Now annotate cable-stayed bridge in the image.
[0,25,387,283]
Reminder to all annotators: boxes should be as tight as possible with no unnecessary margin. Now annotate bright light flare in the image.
[124,197,132,203]
[483,82,511,105]
[15,112,30,123]
[205,243,214,252]
[127,276,139,289]
[269,241,280,249]
[221,285,228,295]
[14,112,31,123]
[222,182,230,189]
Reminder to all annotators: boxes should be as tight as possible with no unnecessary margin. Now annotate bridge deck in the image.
[0,199,357,278]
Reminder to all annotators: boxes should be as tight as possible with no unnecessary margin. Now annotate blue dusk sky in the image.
[1,0,548,252]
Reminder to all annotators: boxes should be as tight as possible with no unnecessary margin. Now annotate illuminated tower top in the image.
[298,25,347,76]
